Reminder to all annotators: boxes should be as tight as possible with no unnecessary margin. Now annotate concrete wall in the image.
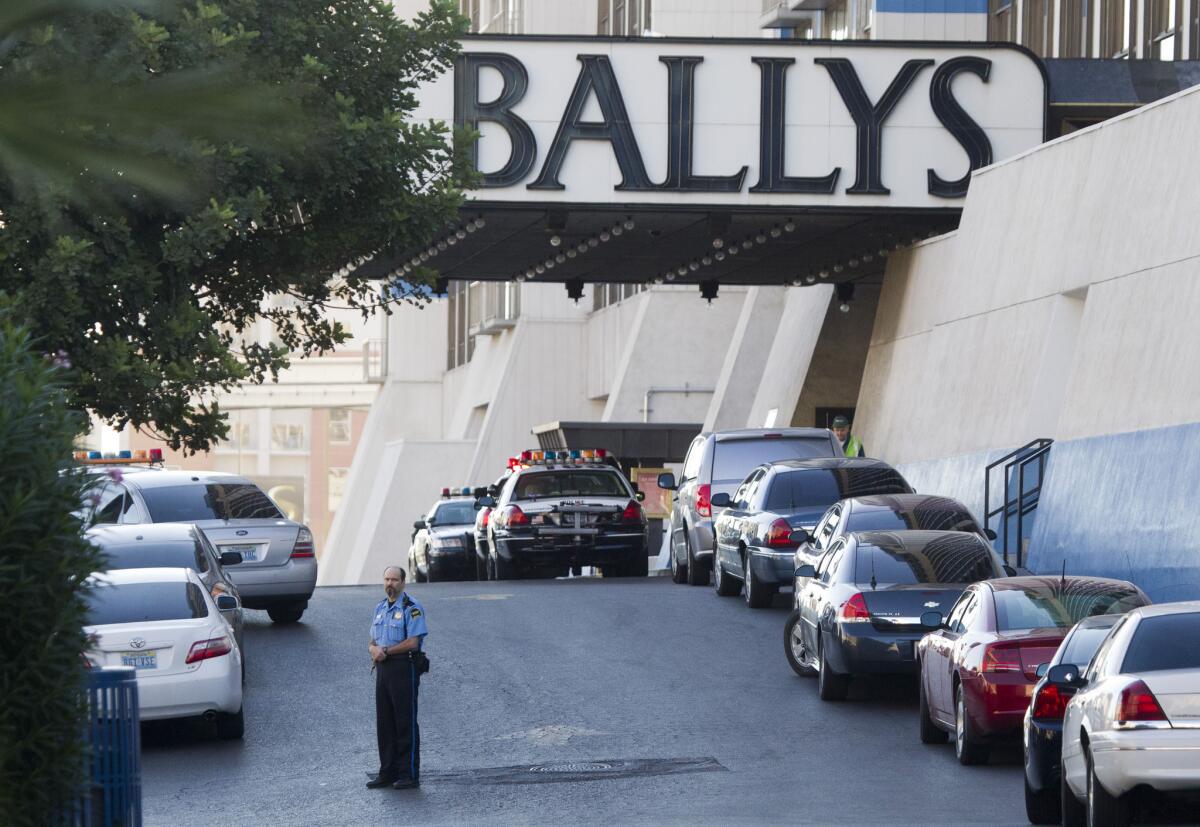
[652,0,768,38]
[858,85,1200,600]
[792,285,878,429]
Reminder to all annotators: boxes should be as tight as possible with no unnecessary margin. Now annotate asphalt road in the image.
[140,576,1055,825]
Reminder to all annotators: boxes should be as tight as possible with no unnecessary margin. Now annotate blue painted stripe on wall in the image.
[875,0,989,13]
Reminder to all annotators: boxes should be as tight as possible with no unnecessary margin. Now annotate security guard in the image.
[831,415,865,457]
[366,566,427,790]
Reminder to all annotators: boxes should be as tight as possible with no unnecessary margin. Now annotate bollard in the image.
[79,667,142,827]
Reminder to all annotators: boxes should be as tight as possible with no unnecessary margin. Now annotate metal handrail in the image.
[984,438,1053,567]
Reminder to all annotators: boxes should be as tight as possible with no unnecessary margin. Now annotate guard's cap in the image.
[831,415,851,429]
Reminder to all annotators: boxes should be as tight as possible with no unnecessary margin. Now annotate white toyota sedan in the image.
[84,567,245,739]
[1057,601,1200,826]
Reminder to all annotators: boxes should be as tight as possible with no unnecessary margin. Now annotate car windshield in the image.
[853,536,997,586]
[512,471,627,501]
[764,468,912,513]
[1058,623,1119,670]
[140,483,283,521]
[431,501,477,526]
[844,504,978,534]
[100,543,203,572]
[1121,613,1200,673]
[711,438,832,485]
[85,582,209,625]
[993,583,1147,632]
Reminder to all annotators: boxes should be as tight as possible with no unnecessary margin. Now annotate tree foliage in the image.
[0,307,105,821]
[0,0,472,452]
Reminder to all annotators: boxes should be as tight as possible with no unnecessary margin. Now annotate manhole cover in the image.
[531,762,615,774]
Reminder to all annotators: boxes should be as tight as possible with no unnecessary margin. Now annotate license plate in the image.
[120,650,158,669]
[223,543,259,562]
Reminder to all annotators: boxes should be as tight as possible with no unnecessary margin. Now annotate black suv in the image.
[479,453,648,580]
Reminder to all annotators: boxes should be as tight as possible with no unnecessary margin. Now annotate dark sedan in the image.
[410,495,479,582]
[1022,614,1123,824]
[791,530,1003,701]
[917,576,1149,766]
[711,458,913,608]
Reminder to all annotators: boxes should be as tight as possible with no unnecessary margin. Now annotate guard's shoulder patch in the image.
[409,606,422,618]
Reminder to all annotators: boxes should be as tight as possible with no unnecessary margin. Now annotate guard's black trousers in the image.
[375,656,420,781]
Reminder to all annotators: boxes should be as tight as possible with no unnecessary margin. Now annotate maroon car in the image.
[916,576,1150,765]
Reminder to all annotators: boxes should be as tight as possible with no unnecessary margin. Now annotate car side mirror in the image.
[1035,663,1049,678]
[635,491,645,502]
[216,594,239,612]
[794,564,816,579]
[983,528,998,541]
[219,551,243,566]
[920,611,944,630]
[475,495,496,510]
[1046,663,1087,689]
[413,519,426,530]
[789,528,810,545]
[657,472,677,491]
[710,492,731,509]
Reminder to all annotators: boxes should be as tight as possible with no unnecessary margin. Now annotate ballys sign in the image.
[413,37,1047,209]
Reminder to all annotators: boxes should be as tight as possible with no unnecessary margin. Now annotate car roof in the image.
[1073,613,1124,630]
[1124,600,1200,618]
[119,469,249,489]
[90,566,199,585]
[845,493,970,513]
[985,575,1140,592]
[848,529,988,553]
[710,428,831,442]
[768,457,897,472]
[85,523,199,546]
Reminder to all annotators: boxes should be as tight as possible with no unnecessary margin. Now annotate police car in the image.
[479,449,649,580]
[409,488,479,583]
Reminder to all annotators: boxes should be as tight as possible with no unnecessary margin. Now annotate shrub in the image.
[0,308,104,821]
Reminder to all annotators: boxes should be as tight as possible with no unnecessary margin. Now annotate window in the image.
[328,409,352,445]
[710,437,841,486]
[512,470,629,501]
[734,470,764,510]
[100,542,204,572]
[945,592,974,634]
[853,542,996,587]
[842,501,979,534]
[993,583,1148,632]
[226,419,255,450]
[447,280,477,370]
[1121,612,1200,673]
[762,467,912,513]
[811,506,841,551]
[682,438,704,481]
[85,582,209,625]
[328,467,348,513]
[1058,622,1119,670]
[271,424,306,451]
[593,282,644,312]
[92,484,128,525]
[430,501,478,526]
[820,541,848,584]
[140,483,284,522]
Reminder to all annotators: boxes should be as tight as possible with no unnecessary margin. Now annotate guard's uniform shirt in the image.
[370,593,427,782]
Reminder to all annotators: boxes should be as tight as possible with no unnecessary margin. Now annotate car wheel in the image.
[475,552,488,581]
[743,554,774,609]
[955,683,989,766]
[918,671,948,744]
[1061,754,1087,827]
[267,605,304,624]
[670,539,687,584]
[1086,748,1129,827]
[1024,773,1061,825]
[783,610,816,676]
[817,635,849,701]
[215,706,244,740]
[713,555,740,597]
[685,537,710,587]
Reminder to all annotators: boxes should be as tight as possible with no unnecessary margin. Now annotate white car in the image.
[84,567,245,739]
[1057,601,1200,826]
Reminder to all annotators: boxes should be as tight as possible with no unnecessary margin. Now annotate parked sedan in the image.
[712,458,913,608]
[791,530,1002,701]
[1022,614,1123,824]
[84,567,245,739]
[410,494,478,582]
[1058,602,1200,827]
[917,576,1150,766]
[86,523,247,651]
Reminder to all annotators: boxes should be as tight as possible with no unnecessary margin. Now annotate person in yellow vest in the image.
[831,415,864,457]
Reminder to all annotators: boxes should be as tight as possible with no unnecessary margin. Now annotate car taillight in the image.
[502,505,529,527]
[186,635,232,664]
[840,593,870,623]
[621,500,644,523]
[697,484,712,517]
[982,642,1023,673]
[765,518,795,548]
[291,527,315,558]
[1117,680,1168,723]
[1031,682,1070,721]
[482,510,490,527]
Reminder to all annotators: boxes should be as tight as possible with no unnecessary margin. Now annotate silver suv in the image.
[83,470,317,623]
[658,428,840,586]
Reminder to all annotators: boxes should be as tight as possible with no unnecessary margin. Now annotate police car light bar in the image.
[73,448,164,466]
[514,448,609,467]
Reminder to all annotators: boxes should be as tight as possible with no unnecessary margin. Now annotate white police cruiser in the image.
[479,450,648,580]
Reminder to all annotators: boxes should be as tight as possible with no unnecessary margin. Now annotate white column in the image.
[1052,0,1062,55]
